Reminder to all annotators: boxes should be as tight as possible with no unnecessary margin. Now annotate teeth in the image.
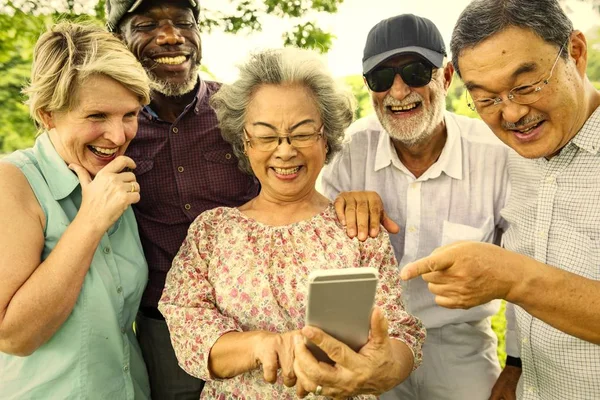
[154,56,186,65]
[89,146,118,155]
[274,166,300,175]
[517,122,541,134]
[389,103,418,111]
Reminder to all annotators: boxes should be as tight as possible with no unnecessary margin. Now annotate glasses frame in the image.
[363,60,434,92]
[466,40,568,114]
[243,124,325,152]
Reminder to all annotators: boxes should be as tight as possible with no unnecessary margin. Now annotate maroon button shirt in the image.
[127,79,260,308]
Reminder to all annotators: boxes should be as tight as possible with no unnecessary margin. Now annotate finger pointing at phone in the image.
[400,241,523,309]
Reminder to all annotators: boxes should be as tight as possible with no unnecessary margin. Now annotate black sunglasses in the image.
[364,61,434,92]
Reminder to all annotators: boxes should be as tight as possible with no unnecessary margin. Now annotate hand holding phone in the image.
[304,267,378,364]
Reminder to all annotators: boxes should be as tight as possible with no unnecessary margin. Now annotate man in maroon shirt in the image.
[106,0,398,398]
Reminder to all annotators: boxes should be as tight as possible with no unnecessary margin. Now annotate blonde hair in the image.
[24,21,150,129]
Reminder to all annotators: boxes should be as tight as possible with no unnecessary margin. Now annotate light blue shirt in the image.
[0,133,150,399]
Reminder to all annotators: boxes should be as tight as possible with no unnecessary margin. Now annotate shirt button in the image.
[103,247,110,254]
[184,204,191,210]
[177,166,184,173]
[410,183,418,189]
[116,286,123,294]
[537,231,546,238]
[121,327,126,334]
[522,337,528,344]
[123,364,129,372]
[172,127,178,134]
[225,153,232,160]
[408,226,417,233]
[545,176,555,184]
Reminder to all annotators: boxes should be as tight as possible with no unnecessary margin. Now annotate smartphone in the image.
[304,267,378,364]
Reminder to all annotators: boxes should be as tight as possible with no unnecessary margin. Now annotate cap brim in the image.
[363,46,444,74]
[129,0,197,13]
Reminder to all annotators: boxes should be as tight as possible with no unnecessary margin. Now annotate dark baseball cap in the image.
[362,14,446,74]
[105,0,201,32]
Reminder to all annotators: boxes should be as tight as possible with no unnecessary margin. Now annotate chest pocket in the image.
[441,217,495,246]
[204,149,238,165]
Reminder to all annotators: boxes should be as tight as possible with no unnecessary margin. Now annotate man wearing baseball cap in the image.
[104,1,260,398]
[322,14,517,399]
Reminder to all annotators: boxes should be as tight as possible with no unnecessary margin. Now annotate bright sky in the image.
[200,0,599,82]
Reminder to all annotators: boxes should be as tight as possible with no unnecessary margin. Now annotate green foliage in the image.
[492,301,507,367]
[201,0,342,53]
[0,0,342,152]
[343,75,372,120]
[0,9,49,152]
[283,22,334,53]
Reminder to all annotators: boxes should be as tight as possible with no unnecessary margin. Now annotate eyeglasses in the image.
[364,60,434,92]
[466,40,567,115]
[244,125,324,152]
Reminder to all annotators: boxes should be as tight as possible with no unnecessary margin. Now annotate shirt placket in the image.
[170,105,195,217]
[527,145,577,399]
[99,233,134,399]
[403,178,422,263]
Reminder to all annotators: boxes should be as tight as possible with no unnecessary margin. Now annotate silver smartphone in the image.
[304,267,378,364]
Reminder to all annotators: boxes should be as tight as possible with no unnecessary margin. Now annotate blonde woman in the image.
[0,22,151,399]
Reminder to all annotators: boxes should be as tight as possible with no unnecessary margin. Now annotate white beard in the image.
[147,63,199,97]
[374,74,446,147]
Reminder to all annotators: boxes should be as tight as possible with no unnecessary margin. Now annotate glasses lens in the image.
[400,62,433,87]
[365,61,433,92]
[365,68,396,92]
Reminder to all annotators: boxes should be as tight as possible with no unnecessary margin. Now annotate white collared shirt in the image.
[321,112,510,328]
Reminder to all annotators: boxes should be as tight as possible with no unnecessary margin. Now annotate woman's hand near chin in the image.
[69,156,140,233]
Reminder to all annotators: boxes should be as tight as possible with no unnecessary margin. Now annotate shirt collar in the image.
[33,133,80,201]
[374,112,463,181]
[571,104,600,155]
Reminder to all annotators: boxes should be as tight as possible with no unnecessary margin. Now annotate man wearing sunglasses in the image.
[321,14,513,400]
[402,0,600,399]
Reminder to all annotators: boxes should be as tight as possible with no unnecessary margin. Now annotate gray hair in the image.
[450,0,573,77]
[24,21,150,130]
[210,47,356,175]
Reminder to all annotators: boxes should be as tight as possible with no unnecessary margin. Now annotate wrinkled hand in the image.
[489,365,521,400]
[400,242,523,309]
[293,308,402,398]
[70,156,140,233]
[333,191,399,241]
[253,330,302,387]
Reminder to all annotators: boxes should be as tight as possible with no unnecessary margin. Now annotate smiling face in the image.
[120,1,201,97]
[459,27,589,159]
[244,84,327,203]
[43,74,142,177]
[370,55,449,147]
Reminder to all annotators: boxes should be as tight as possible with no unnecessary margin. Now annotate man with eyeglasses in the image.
[321,13,512,400]
[402,0,600,399]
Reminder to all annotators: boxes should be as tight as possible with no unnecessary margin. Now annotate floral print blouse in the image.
[159,205,425,399]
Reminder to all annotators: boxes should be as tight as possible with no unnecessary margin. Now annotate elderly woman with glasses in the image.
[158,48,425,399]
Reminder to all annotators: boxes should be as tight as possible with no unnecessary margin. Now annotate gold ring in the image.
[314,385,323,396]
[130,182,136,193]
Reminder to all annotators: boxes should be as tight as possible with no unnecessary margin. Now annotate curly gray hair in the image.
[210,47,356,175]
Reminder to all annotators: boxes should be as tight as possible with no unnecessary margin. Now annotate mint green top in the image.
[0,133,150,399]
